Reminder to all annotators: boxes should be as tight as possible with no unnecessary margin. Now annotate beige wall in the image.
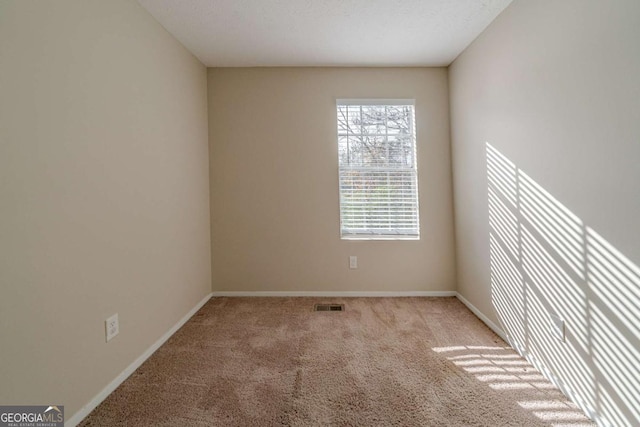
[449,0,640,425]
[208,68,456,292]
[0,0,211,419]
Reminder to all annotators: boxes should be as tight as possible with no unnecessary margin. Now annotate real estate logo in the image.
[0,405,64,427]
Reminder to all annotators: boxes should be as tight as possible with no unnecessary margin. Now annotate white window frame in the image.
[336,99,420,240]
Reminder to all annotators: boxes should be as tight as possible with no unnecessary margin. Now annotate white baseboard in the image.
[66,293,212,427]
[455,292,508,342]
[211,291,457,297]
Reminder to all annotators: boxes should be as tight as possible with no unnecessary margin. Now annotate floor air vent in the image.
[314,304,344,312]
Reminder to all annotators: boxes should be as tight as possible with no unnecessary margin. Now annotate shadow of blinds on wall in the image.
[486,142,640,427]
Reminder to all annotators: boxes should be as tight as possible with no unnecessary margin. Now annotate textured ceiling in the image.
[137,0,512,67]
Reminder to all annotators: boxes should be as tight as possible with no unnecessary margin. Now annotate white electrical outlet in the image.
[349,256,358,269]
[550,314,565,342]
[105,313,119,342]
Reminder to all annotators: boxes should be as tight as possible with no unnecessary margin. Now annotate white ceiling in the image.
[137,0,512,67]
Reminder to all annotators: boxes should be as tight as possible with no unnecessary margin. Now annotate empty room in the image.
[1,0,638,426]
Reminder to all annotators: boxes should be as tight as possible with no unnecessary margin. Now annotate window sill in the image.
[341,235,420,241]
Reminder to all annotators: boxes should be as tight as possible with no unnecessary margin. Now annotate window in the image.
[337,99,420,240]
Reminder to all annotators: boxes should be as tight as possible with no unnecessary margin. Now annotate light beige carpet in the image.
[80,297,594,426]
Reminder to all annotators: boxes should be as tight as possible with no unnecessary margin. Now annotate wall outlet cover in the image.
[105,313,119,342]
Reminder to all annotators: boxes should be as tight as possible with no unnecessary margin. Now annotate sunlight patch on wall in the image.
[486,143,640,427]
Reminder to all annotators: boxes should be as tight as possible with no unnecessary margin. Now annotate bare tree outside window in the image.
[337,101,420,239]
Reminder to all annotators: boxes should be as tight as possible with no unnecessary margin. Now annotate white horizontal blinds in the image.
[337,100,420,238]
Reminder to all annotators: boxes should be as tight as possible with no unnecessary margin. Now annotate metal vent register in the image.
[314,304,344,312]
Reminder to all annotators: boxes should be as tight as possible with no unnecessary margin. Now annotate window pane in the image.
[346,106,361,134]
[386,106,411,135]
[338,136,349,164]
[388,135,413,167]
[361,105,386,135]
[337,106,349,134]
